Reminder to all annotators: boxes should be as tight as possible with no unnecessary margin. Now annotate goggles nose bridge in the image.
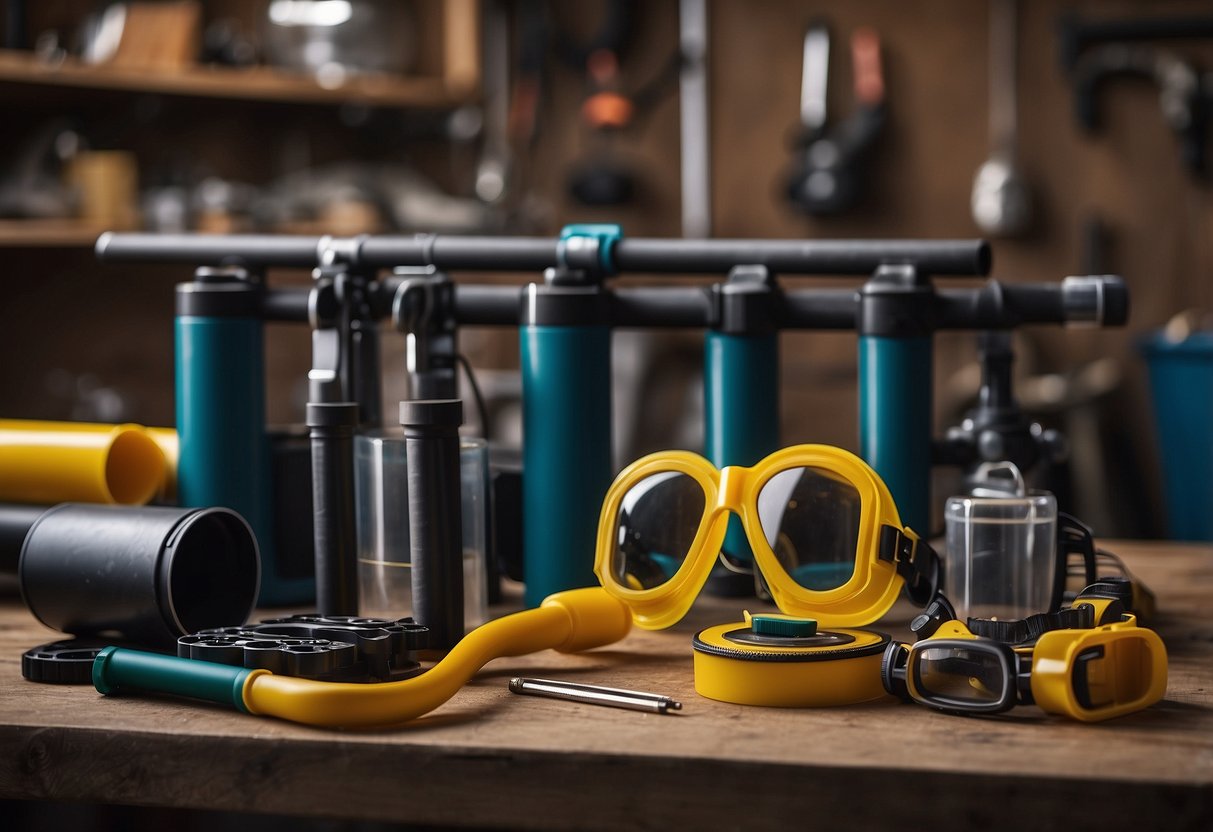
[714,466,749,515]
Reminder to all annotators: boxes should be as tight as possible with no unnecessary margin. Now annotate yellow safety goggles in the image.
[881,602,1167,722]
[593,444,940,629]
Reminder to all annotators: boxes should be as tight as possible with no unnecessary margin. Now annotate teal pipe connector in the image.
[559,223,624,275]
[93,646,252,712]
[859,335,932,533]
[705,331,780,562]
[521,324,612,607]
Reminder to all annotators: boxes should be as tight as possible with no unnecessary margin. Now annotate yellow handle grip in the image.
[0,419,167,505]
[243,587,633,728]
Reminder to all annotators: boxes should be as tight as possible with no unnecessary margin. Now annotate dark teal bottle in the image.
[704,330,780,563]
[704,267,781,568]
[520,283,612,608]
[175,269,311,605]
[858,268,934,535]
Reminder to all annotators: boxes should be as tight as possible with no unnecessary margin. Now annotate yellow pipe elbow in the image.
[243,588,633,728]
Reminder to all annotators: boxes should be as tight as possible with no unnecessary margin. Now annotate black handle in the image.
[401,399,465,651]
[307,402,360,616]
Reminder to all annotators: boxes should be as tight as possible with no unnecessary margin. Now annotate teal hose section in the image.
[93,646,251,712]
[859,335,932,534]
[704,331,780,563]
[176,317,303,605]
[521,325,612,607]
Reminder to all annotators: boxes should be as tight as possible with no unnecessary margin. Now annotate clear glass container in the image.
[355,433,488,630]
[944,462,1057,621]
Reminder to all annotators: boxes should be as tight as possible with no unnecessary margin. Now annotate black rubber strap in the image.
[967,604,1095,645]
[879,526,942,607]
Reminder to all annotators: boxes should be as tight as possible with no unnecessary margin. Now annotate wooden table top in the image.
[1,541,1211,831]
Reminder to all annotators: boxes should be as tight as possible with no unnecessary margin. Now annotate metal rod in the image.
[508,677,683,714]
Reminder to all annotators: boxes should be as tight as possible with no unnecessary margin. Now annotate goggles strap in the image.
[879,526,942,607]
[1015,652,1035,706]
[967,604,1096,645]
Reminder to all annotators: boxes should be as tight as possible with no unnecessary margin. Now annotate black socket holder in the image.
[180,614,431,682]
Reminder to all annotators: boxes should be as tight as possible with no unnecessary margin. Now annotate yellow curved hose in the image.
[242,587,633,728]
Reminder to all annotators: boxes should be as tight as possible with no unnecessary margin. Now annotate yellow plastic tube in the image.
[0,419,166,506]
[242,587,633,728]
[143,427,179,501]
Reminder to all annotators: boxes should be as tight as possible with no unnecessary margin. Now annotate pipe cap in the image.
[399,399,463,429]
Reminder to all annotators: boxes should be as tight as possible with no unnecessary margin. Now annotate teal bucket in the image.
[1141,331,1213,541]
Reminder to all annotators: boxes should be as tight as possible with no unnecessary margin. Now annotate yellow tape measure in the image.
[692,613,891,707]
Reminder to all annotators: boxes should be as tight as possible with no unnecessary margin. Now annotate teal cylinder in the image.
[859,335,932,533]
[93,646,251,711]
[520,324,612,607]
[704,331,780,562]
[176,282,309,605]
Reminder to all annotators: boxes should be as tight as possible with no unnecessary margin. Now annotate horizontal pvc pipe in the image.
[0,420,166,506]
[96,232,322,267]
[98,232,991,277]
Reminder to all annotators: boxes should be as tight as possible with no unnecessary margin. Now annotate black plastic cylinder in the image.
[401,399,464,651]
[0,504,44,575]
[307,402,360,616]
[17,503,260,648]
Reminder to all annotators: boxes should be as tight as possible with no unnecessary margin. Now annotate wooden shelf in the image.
[0,49,474,109]
[0,220,108,248]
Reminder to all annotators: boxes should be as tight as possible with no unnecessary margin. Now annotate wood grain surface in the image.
[0,541,1211,831]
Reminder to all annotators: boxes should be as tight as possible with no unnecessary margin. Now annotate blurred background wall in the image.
[0,0,1209,538]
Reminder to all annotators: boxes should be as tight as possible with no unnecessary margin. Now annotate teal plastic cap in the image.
[750,615,818,638]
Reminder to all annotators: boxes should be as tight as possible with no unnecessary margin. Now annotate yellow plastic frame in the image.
[592,444,915,629]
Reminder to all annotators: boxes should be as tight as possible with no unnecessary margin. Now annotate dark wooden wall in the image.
[2,0,1210,535]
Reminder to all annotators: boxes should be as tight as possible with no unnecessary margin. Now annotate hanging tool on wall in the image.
[1059,11,1213,180]
[679,0,710,238]
[1058,11,1213,74]
[784,22,886,216]
[559,0,682,206]
[1071,44,1209,179]
[972,0,1033,236]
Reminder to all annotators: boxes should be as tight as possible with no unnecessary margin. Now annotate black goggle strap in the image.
[1054,512,1098,612]
[1014,650,1036,706]
[967,604,1096,645]
[879,525,942,607]
[880,641,912,700]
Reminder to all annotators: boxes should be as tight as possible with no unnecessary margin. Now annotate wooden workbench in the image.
[1,542,1210,831]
